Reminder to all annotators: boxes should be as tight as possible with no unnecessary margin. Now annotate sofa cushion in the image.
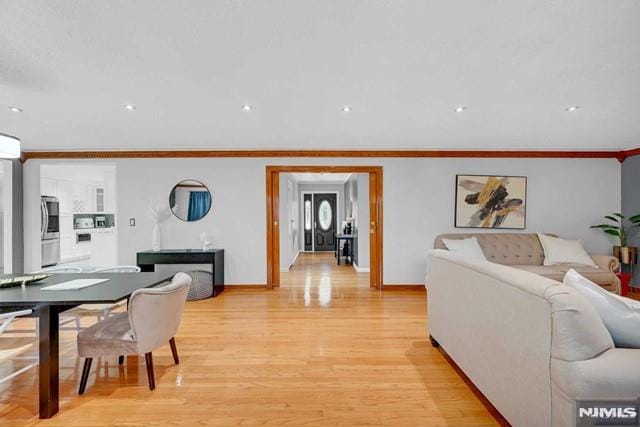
[537,233,597,267]
[564,269,640,348]
[512,264,617,287]
[77,312,138,358]
[442,237,487,261]
[434,233,546,266]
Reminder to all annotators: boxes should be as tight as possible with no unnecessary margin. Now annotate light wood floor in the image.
[0,254,498,426]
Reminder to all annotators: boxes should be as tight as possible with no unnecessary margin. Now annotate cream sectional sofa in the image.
[434,233,621,294]
[427,250,640,426]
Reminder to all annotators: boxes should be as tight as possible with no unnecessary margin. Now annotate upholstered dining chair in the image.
[0,308,38,384]
[77,272,191,394]
[33,266,83,274]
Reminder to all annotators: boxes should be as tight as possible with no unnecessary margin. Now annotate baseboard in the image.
[291,250,300,267]
[353,263,370,273]
[383,284,426,291]
[280,251,301,272]
[224,284,267,289]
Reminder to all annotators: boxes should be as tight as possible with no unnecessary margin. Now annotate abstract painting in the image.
[455,175,527,229]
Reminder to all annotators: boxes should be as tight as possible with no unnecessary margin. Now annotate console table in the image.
[335,234,354,265]
[136,249,225,297]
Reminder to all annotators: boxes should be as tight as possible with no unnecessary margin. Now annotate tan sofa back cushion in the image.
[434,233,547,266]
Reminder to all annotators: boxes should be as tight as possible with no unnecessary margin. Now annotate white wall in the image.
[356,173,370,270]
[23,157,621,284]
[1,160,13,273]
[344,173,370,270]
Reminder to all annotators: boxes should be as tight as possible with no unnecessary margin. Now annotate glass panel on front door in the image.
[318,200,332,231]
[304,200,312,230]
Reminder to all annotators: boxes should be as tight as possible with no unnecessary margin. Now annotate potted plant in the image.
[591,213,640,264]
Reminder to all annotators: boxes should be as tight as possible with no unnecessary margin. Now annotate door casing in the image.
[266,165,383,290]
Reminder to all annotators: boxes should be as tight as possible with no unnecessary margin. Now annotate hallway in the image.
[280,252,369,289]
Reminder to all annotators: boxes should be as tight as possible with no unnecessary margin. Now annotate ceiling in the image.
[292,173,351,183]
[1,1,639,152]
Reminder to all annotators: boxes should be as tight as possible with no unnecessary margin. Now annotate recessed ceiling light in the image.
[124,104,136,111]
[565,105,579,112]
[342,106,352,112]
[8,106,22,113]
[243,104,252,112]
[454,106,466,113]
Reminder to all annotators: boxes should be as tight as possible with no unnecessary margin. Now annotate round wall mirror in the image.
[169,180,212,222]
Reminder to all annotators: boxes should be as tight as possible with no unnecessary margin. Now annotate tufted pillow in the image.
[537,233,597,268]
[442,237,487,261]
[564,269,640,348]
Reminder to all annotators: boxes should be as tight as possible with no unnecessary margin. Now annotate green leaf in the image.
[604,215,621,223]
[603,229,621,237]
[629,214,640,223]
[590,224,620,230]
[613,213,625,219]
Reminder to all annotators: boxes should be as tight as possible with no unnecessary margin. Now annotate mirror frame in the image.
[169,179,212,222]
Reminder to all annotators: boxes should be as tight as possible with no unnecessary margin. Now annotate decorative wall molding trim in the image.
[20,149,630,162]
[620,147,640,162]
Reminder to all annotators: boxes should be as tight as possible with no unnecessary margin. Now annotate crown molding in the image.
[19,149,628,163]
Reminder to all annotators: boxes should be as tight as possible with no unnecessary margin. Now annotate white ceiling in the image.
[292,173,351,183]
[1,1,639,152]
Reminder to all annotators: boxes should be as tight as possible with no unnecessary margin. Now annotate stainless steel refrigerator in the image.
[41,195,61,267]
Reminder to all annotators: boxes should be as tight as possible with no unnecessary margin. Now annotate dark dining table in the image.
[0,272,173,419]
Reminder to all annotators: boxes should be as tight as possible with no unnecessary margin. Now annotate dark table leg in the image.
[38,305,60,419]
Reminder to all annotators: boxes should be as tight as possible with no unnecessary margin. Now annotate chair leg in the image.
[118,355,124,365]
[78,358,93,395]
[144,352,155,390]
[169,337,179,364]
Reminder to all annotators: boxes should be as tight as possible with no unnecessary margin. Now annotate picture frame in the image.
[454,175,527,229]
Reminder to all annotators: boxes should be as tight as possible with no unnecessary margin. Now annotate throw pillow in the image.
[564,269,640,348]
[537,233,597,267]
[442,237,487,262]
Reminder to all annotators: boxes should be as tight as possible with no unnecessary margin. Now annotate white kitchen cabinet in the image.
[90,229,117,268]
[41,178,57,197]
[71,182,93,213]
[96,187,105,212]
[56,181,74,215]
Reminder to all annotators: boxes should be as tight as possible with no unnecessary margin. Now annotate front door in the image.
[314,193,337,251]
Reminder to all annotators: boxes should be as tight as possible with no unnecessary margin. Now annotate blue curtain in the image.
[187,191,211,221]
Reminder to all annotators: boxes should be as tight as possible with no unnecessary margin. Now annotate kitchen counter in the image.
[74,227,117,232]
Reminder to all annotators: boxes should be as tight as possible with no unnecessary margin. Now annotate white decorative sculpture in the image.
[149,203,171,252]
[200,233,213,251]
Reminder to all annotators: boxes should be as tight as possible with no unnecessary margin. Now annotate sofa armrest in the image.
[590,254,620,273]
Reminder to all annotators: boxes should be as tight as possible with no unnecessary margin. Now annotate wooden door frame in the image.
[266,165,383,290]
